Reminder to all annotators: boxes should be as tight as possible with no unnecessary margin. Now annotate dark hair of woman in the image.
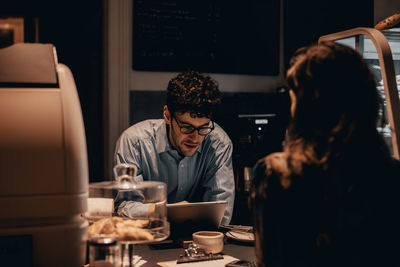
[285,41,390,171]
[250,41,400,267]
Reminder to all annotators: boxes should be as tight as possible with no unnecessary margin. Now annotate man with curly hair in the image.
[114,70,234,225]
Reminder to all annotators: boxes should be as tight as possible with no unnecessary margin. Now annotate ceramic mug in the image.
[192,231,224,254]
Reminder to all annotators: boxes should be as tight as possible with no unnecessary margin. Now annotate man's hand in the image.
[147,201,188,217]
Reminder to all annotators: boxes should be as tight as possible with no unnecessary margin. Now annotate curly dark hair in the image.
[166,70,222,118]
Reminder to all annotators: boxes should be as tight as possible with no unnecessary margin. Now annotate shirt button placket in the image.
[177,159,187,199]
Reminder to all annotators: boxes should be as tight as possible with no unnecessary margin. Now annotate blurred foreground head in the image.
[285,41,386,167]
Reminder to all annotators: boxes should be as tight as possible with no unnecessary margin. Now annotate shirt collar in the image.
[155,121,203,155]
[155,122,172,154]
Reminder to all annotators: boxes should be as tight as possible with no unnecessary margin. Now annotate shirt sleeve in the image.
[113,131,151,218]
[114,189,152,218]
[114,131,142,173]
[202,140,235,225]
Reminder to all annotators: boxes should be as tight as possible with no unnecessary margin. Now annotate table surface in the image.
[133,238,256,266]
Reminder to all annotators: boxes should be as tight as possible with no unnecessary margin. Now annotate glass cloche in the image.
[86,164,169,244]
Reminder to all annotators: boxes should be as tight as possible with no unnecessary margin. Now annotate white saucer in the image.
[225,230,255,243]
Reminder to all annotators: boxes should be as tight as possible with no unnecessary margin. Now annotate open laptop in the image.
[166,201,227,238]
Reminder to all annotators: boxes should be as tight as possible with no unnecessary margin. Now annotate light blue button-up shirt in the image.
[114,119,235,225]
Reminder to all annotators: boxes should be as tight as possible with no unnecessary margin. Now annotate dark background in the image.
[132,0,280,75]
[283,0,373,68]
[1,0,374,186]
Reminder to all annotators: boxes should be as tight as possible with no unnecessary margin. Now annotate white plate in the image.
[225,230,255,243]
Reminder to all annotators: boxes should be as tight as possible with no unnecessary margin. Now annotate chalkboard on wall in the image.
[133,0,280,75]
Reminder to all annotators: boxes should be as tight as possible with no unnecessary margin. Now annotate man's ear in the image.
[163,105,171,124]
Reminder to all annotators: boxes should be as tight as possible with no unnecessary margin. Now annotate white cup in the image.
[192,231,224,254]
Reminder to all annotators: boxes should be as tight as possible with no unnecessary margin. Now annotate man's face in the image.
[163,106,211,157]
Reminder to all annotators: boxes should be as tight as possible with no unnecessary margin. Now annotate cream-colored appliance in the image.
[0,43,88,266]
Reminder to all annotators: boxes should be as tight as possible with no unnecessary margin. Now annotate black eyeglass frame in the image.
[172,115,215,136]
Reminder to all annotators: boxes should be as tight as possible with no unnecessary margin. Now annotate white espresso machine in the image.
[0,43,88,266]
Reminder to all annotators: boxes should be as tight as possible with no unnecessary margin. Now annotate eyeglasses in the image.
[173,116,215,136]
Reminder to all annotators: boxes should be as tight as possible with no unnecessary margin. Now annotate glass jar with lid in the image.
[86,163,169,244]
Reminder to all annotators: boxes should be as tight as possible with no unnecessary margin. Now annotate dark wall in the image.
[132,0,280,75]
[283,0,374,68]
[39,2,104,182]
[2,0,104,181]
